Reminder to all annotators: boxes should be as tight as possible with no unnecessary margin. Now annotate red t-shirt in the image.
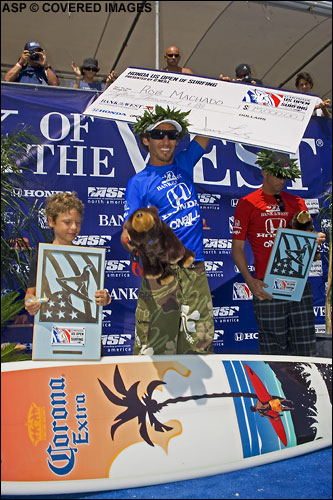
[232,188,307,279]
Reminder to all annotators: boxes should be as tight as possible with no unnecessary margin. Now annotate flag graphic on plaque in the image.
[263,229,319,301]
[32,244,105,360]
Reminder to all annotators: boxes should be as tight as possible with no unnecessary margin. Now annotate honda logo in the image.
[234,332,244,341]
[265,218,286,235]
[167,183,191,208]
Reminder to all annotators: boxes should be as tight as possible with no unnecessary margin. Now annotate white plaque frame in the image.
[32,243,106,360]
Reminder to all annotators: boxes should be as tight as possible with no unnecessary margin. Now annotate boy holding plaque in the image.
[25,192,111,316]
[231,150,326,356]
[121,105,214,355]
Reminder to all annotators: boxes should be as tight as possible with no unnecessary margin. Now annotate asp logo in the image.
[101,334,132,353]
[205,261,224,272]
[213,330,224,346]
[203,239,232,253]
[198,193,221,205]
[102,334,132,346]
[105,260,131,276]
[73,235,112,246]
[213,306,239,318]
[88,187,126,199]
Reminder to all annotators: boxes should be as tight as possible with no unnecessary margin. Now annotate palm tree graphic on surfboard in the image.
[98,363,291,448]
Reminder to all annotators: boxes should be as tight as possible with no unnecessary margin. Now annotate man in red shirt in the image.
[232,149,326,356]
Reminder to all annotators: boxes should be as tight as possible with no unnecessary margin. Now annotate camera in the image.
[29,50,41,61]
[241,74,252,83]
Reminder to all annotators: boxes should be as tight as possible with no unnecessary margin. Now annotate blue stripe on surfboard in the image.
[223,361,297,458]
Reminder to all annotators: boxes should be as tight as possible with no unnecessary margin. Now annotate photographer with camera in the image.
[4,41,59,86]
[219,63,263,86]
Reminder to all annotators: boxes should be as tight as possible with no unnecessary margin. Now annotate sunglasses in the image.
[274,194,285,212]
[167,53,180,58]
[84,67,97,71]
[149,129,179,140]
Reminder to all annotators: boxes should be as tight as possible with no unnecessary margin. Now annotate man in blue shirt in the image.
[4,41,59,86]
[121,106,215,355]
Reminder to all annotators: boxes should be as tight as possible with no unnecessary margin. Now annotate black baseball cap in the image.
[271,151,291,168]
[81,58,99,71]
[235,63,251,77]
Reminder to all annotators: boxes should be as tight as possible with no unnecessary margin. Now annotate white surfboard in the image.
[1,354,331,495]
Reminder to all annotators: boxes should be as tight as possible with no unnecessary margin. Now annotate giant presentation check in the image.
[83,67,318,153]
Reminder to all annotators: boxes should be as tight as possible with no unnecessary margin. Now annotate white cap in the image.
[145,119,182,133]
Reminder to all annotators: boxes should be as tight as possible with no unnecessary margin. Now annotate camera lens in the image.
[29,50,40,61]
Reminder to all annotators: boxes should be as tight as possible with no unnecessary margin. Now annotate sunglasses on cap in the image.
[84,66,98,71]
[273,194,285,212]
[167,53,180,58]
[149,129,180,140]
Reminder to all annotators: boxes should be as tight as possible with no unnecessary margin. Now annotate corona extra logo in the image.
[25,402,47,446]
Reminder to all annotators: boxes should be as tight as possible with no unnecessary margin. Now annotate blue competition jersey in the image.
[124,140,205,261]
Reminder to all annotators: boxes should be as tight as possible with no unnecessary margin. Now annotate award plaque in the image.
[32,243,106,360]
[263,228,319,301]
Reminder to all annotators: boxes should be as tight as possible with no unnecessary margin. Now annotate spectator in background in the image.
[4,40,59,86]
[220,63,263,86]
[162,46,193,74]
[71,57,117,90]
[295,72,331,118]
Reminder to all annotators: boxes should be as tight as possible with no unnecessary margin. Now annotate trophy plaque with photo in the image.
[263,228,319,301]
[32,243,106,360]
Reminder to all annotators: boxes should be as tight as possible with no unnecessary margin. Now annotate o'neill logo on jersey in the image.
[243,89,284,107]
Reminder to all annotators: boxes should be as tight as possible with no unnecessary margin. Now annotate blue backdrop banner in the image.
[1,83,331,355]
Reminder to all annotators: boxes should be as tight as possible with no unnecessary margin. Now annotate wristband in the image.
[16,62,23,68]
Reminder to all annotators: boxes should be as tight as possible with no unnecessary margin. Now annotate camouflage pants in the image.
[134,261,214,355]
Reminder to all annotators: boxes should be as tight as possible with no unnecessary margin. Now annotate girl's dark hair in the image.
[295,72,313,89]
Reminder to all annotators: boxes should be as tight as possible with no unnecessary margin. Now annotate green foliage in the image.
[1,127,50,360]
[1,343,31,362]
[132,105,191,139]
[1,291,24,329]
[1,292,31,363]
[255,149,301,180]
[1,127,51,291]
